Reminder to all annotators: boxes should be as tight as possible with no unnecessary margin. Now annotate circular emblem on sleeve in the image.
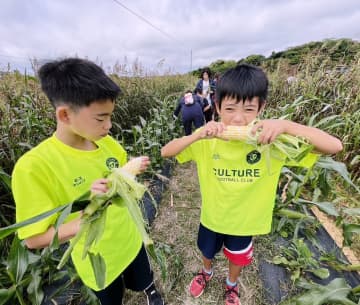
[246,150,261,164]
[106,157,119,170]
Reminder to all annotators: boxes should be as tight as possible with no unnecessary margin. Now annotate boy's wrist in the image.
[189,130,202,142]
[282,120,297,135]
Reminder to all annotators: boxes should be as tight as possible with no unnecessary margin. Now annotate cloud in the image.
[0,0,359,74]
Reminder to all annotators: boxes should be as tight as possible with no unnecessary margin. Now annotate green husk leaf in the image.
[88,252,106,289]
[82,207,108,259]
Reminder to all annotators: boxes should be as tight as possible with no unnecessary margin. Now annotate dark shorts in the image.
[197,223,253,266]
[94,244,153,305]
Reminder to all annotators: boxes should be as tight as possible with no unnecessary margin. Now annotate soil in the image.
[123,162,360,305]
[124,162,266,305]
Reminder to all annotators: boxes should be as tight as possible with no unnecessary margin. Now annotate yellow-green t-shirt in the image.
[176,138,318,236]
[12,134,142,290]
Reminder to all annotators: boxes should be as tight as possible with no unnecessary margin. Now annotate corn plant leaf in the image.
[0,204,69,239]
[290,268,301,281]
[133,125,143,135]
[139,115,146,127]
[343,223,360,246]
[0,189,89,240]
[300,278,356,305]
[273,255,291,265]
[88,252,106,290]
[276,208,314,220]
[0,167,11,191]
[296,198,339,217]
[313,114,342,129]
[152,243,168,281]
[27,268,44,305]
[6,236,29,284]
[315,157,360,193]
[342,208,360,216]
[309,268,330,279]
[0,286,16,305]
[280,278,357,305]
[50,203,73,251]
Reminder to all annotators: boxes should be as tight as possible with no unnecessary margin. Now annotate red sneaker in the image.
[225,284,241,305]
[189,269,213,298]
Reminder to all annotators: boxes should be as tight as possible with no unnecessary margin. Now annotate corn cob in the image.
[217,125,252,141]
[57,160,155,289]
[217,123,314,168]
[121,157,143,176]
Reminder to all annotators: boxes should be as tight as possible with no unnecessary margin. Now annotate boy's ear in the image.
[56,106,71,124]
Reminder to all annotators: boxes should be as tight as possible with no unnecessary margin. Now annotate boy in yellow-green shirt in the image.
[161,63,342,305]
[12,58,164,305]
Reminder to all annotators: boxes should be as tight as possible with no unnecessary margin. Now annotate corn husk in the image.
[57,163,156,289]
[217,121,314,173]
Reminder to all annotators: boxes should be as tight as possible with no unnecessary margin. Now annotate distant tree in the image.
[209,59,237,74]
[237,54,266,66]
[190,39,360,75]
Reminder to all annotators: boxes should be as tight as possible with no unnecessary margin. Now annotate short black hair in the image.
[215,63,268,110]
[194,87,202,94]
[38,58,121,108]
[200,67,212,79]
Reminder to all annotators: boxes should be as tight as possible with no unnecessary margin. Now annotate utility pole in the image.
[190,49,192,72]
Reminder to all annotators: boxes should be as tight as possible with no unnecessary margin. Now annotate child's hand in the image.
[137,156,150,173]
[251,119,287,144]
[90,178,109,195]
[199,121,226,139]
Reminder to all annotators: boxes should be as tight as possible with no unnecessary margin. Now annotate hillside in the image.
[192,38,360,75]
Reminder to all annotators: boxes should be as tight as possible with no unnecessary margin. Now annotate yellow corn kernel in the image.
[218,125,251,141]
[122,157,143,176]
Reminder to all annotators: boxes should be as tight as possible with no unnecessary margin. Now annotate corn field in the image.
[0,54,359,304]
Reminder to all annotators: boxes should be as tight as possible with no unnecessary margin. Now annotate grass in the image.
[124,160,359,305]
[124,162,268,305]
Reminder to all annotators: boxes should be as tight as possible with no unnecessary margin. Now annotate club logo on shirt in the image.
[106,157,119,170]
[246,150,261,164]
[212,153,220,160]
[73,176,85,187]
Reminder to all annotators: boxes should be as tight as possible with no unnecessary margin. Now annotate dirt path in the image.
[124,162,266,305]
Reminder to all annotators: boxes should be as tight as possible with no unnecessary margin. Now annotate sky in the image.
[0,0,359,75]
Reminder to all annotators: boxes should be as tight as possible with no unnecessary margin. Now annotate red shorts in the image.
[197,223,253,266]
[223,242,253,266]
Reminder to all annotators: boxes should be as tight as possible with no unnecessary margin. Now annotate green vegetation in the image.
[0,39,359,304]
[192,38,360,76]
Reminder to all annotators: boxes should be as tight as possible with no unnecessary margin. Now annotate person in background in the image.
[195,68,216,122]
[212,72,221,121]
[161,63,342,305]
[174,90,205,135]
[12,58,164,305]
[194,87,211,123]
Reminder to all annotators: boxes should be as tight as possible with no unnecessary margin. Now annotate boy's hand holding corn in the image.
[216,120,287,144]
[122,156,150,176]
[251,119,287,144]
[198,121,226,139]
[90,156,150,196]
[91,178,110,195]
